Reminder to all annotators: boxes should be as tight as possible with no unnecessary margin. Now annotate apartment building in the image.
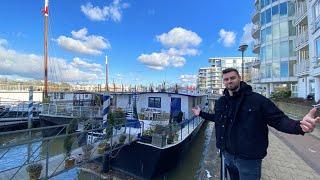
[252,0,299,97]
[197,57,254,94]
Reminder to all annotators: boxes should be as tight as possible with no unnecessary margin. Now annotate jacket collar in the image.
[223,81,253,97]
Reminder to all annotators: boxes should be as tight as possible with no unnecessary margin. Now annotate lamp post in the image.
[238,44,248,81]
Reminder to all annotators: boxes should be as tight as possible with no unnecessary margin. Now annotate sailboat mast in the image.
[43,0,49,98]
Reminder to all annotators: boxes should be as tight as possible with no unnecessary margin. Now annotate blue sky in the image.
[0,0,255,86]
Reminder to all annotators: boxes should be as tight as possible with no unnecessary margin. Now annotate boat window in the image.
[148,97,161,108]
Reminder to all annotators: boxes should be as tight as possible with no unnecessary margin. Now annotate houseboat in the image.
[108,91,208,179]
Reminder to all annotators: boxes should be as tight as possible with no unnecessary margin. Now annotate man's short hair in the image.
[222,68,240,76]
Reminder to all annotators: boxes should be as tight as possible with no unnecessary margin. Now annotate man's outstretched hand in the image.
[192,106,201,116]
[300,108,320,133]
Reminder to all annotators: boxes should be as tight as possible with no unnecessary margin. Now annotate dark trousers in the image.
[223,151,262,180]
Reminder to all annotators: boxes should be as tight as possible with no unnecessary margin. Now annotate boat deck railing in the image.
[0,119,144,180]
[40,103,102,118]
[139,116,203,148]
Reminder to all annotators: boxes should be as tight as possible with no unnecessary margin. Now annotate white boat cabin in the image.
[110,92,207,120]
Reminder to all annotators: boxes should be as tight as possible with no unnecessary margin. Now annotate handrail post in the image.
[188,119,190,134]
[46,140,50,178]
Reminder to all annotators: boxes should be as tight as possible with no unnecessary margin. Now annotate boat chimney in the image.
[105,55,109,92]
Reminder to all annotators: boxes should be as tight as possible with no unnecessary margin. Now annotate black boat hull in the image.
[110,119,204,179]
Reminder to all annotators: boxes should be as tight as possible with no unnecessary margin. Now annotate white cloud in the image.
[169,56,186,67]
[0,43,102,82]
[71,57,103,74]
[179,74,197,84]
[218,29,236,47]
[81,0,129,22]
[115,73,124,80]
[0,39,8,46]
[138,27,202,70]
[165,48,199,56]
[156,27,202,48]
[240,23,255,45]
[137,52,169,70]
[55,28,110,55]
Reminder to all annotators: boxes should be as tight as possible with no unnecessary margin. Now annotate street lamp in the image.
[238,44,248,81]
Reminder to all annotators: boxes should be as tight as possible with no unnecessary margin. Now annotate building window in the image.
[316,37,320,67]
[272,5,279,21]
[280,61,289,77]
[266,63,272,78]
[289,61,296,76]
[273,42,280,58]
[148,97,161,108]
[280,21,288,38]
[266,8,272,24]
[288,20,296,36]
[261,11,266,25]
[289,40,295,57]
[280,41,289,58]
[266,45,273,60]
[60,93,64,99]
[280,2,287,16]
[288,1,295,17]
[272,62,280,78]
[272,23,280,40]
[266,26,272,42]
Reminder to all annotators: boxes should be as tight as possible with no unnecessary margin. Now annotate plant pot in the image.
[97,146,105,154]
[83,150,92,160]
[65,157,75,169]
[26,163,42,180]
[28,170,42,180]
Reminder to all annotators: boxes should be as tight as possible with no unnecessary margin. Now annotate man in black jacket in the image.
[192,68,319,180]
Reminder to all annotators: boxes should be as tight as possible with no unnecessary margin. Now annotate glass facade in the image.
[258,0,296,80]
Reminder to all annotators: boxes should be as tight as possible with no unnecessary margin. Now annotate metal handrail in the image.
[0,120,144,179]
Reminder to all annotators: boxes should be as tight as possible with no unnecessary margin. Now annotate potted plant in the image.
[119,134,127,145]
[82,144,94,160]
[167,134,174,144]
[26,163,43,180]
[64,118,77,168]
[64,135,75,168]
[97,140,111,154]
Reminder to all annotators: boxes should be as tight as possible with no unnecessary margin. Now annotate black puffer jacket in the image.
[200,82,304,160]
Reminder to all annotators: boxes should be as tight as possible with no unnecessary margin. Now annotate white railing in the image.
[295,3,307,24]
[295,31,308,48]
[41,103,102,118]
[296,60,310,75]
[312,57,320,68]
[252,59,260,68]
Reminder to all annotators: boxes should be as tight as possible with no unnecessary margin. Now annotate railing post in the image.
[27,86,33,163]
[188,120,189,134]
[46,140,50,178]
[180,125,182,140]
[193,118,195,129]
[129,126,131,142]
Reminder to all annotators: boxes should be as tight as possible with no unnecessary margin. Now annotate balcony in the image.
[295,31,308,50]
[296,59,310,76]
[252,11,260,24]
[251,75,261,83]
[252,59,260,68]
[312,57,320,69]
[294,3,307,26]
[251,24,260,39]
[253,40,260,54]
